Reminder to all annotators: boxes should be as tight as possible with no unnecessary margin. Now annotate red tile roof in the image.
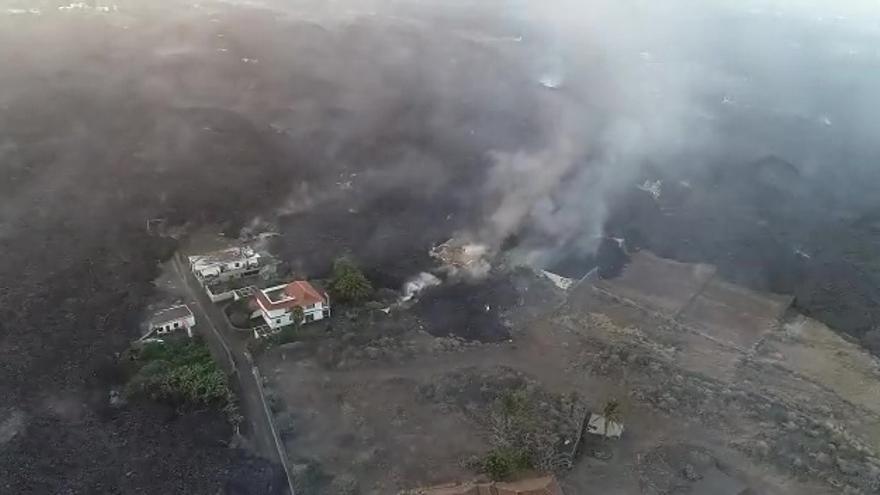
[286,281,326,306]
[255,281,326,312]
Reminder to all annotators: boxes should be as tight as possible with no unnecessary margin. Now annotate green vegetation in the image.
[479,389,542,481]
[474,386,587,480]
[483,447,532,481]
[329,256,373,303]
[126,338,238,421]
[273,326,298,346]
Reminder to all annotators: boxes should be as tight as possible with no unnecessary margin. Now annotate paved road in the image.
[171,254,294,493]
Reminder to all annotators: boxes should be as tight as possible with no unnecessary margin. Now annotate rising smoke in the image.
[233,0,724,272]
[2,0,878,273]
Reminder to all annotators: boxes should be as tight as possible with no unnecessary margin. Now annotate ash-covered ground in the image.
[2,0,880,493]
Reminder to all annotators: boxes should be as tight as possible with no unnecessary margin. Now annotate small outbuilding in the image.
[148,305,196,337]
[586,413,624,439]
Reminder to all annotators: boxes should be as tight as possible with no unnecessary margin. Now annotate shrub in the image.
[273,326,298,346]
[483,447,531,481]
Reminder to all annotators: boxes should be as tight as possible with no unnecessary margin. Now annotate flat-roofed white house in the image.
[253,280,330,330]
[148,305,196,337]
[189,247,261,281]
[188,247,278,302]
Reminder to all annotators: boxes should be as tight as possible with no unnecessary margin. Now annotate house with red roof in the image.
[253,280,330,329]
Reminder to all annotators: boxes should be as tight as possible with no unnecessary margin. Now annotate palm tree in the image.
[292,306,304,327]
[601,398,622,438]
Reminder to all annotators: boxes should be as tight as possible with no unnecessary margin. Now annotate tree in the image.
[601,398,623,438]
[329,257,373,303]
[292,306,304,327]
[272,306,304,345]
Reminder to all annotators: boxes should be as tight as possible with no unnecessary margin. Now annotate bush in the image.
[329,257,373,303]
[483,447,532,481]
[273,326,298,346]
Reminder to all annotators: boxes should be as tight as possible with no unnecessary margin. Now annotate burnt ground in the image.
[604,155,880,355]
[257,262,869,494]
[412,276,519,343]
[0,90,290,492]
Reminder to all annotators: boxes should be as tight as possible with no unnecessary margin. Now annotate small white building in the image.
[253,280,330,330]
[586,413,624,439]
[189,247,261,282]
[148,305,196,337]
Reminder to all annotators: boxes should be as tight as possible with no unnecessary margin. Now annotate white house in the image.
[189,247,261,282]
[189,247,278,302]
[253,280,330,330]
[148,305,196,337]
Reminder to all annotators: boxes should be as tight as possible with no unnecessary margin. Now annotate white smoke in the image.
[467,0,720,266]
[430,239,493,280]
[481,136,576,249]
[401,272,441,302]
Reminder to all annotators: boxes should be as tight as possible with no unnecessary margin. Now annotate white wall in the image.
[206,285,235,303]
[195,266,221,278]
[260,304,329,328]
[263,311,293,329]
[153,315,195,335]
[303,306,325,322]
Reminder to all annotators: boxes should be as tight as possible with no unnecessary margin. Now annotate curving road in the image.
[171,253,295,494]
